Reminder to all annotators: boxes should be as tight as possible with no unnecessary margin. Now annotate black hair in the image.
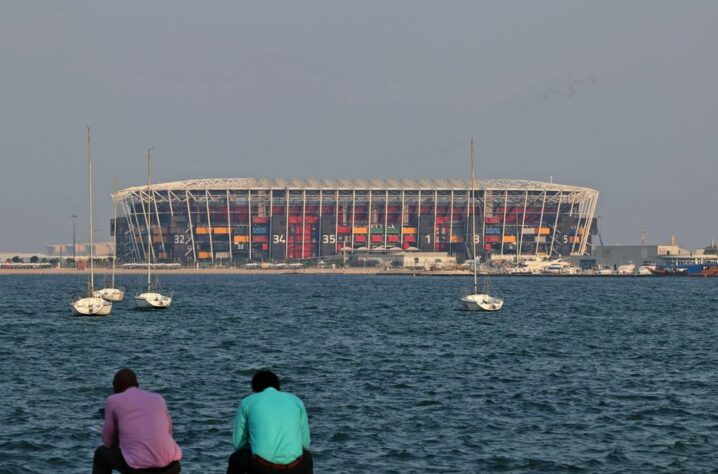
[113,368,139,394]
[251,370,280,392]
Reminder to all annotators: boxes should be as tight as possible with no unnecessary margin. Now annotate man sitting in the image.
[227,370,313,474]
[93,368,183,474]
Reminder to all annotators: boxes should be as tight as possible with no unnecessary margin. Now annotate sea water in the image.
[1,274,717,472]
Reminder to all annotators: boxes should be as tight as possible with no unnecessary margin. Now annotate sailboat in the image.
[94,180,125,302]
[134,148,172,309]
[71,127,113,316]
[460,138,504,312]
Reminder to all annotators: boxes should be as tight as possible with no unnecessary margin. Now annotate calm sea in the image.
[1,274,717,473]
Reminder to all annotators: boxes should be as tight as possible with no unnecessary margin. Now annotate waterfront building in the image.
[112,178,599,264]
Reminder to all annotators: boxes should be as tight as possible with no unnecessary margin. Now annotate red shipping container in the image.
[252,235,268,243]
[371,235,383,243]
[404,234,416,243]
[388,235,400,242]
[305,216,319,224]
[484,216,501,225]
[402,242,410,249]
[485,235,501,243]
[252,216,269,224]
[354,235,367,243]
[337,226,351,234]
[261,244,269,250]
[288,216,302,224]
[485,244,492,251]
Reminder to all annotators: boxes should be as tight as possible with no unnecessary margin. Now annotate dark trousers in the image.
[227,448,313,474]
[93,446,181,474]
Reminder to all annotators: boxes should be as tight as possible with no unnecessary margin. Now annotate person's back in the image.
[227,370,312,474]
[94,368,182,474]
[104,387,182,468]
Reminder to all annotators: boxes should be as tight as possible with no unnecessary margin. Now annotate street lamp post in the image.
[71,214,78,267]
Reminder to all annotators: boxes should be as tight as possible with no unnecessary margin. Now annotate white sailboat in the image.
[134,148,172,309]
[460,138,504,312]
[72,127,113,316]
[94,180,125,302]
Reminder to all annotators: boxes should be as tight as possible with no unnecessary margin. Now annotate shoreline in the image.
[0,268,665,277]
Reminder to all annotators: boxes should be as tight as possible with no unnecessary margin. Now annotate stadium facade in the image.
[112,178,599,264]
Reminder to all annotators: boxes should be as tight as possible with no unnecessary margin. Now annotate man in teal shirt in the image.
[227,370,313,474]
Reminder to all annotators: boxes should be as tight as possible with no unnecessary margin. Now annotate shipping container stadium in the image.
[112,178,599,264]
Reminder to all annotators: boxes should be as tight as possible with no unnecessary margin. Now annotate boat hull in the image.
[93,288,125,302]
[461,294,504,312]
[134,292,172,309]
[72,297,112,316]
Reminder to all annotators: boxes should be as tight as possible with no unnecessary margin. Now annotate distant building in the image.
[45,242,114,258]
[574,244,695,270]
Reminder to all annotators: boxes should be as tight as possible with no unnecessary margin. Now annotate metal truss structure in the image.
[113,178,599,264]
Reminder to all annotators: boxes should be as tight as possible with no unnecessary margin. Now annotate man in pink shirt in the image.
[93,368,183,474]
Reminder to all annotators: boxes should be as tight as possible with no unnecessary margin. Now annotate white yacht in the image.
[134,148,172,310]
[460,138,504,312]
[72,127,112,316]
[94,181,125,302]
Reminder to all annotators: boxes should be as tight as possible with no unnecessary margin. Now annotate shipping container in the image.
[484,216,501,225]
[198,251,212,259]
[387,235,400,243]
[386,226,400,234]
[252,216,270,224]
[402,227,417,234]
[450,235,465,243]
[252,227,268,235]
[233,235,250,243]
[214,227,230,234]
[354,235,367,243]
[353,226,368,234]
[485,235,501,243]
[502,235,517,244]
[196,227,210,235]
[252,235,269,243]
[404,234,416,243]
[371,235,384,243]
[337,226,351,234]
[485,227,502,235]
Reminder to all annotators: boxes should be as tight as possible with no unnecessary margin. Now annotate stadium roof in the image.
[114,178,597,200]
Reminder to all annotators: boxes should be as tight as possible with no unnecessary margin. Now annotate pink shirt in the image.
[102,387,182,469]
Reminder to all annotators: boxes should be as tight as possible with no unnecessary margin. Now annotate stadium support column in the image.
[301,190,306,259]
[139,189,154,262]
[334,190,339,257]
[448,190,454,256]
[367,190,372,248]
[433,190,438,253]
[153,191,166,258]
[226,190,233,263]
[351,190,356,250]
[285,189,289,261]
[400,190,405,246]
[248,189,253,261]
[167,191,174,217]
[579,192,598,255]
[517,191,529,258]
[205,189,214,265]
[500,190,508,256]
[536,191,547,256]
[185,190,197,264]
[417,190,422,244]
[318,190,323,258]
[549,192,563,258]
[384,190,389,247]
[570,198,582,255]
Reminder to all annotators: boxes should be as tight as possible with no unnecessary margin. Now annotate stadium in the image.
[112,178,599,264]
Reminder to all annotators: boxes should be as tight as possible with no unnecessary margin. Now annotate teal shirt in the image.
[232,387,311,464]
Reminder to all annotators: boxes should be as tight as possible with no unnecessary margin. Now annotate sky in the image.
[1,1,717,252]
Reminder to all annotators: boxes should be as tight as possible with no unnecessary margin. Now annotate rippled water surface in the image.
[1,274,718,473]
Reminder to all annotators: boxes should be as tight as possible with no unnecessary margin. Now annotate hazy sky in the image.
[1,1,717,252]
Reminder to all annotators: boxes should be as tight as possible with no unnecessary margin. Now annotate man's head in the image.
[113,368,139,394]
[251,370,280,393]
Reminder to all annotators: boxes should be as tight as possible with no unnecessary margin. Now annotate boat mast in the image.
[146,148,152,293]
[111,178,118,288]
[471,137,478,294]
[88,127,95,294]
